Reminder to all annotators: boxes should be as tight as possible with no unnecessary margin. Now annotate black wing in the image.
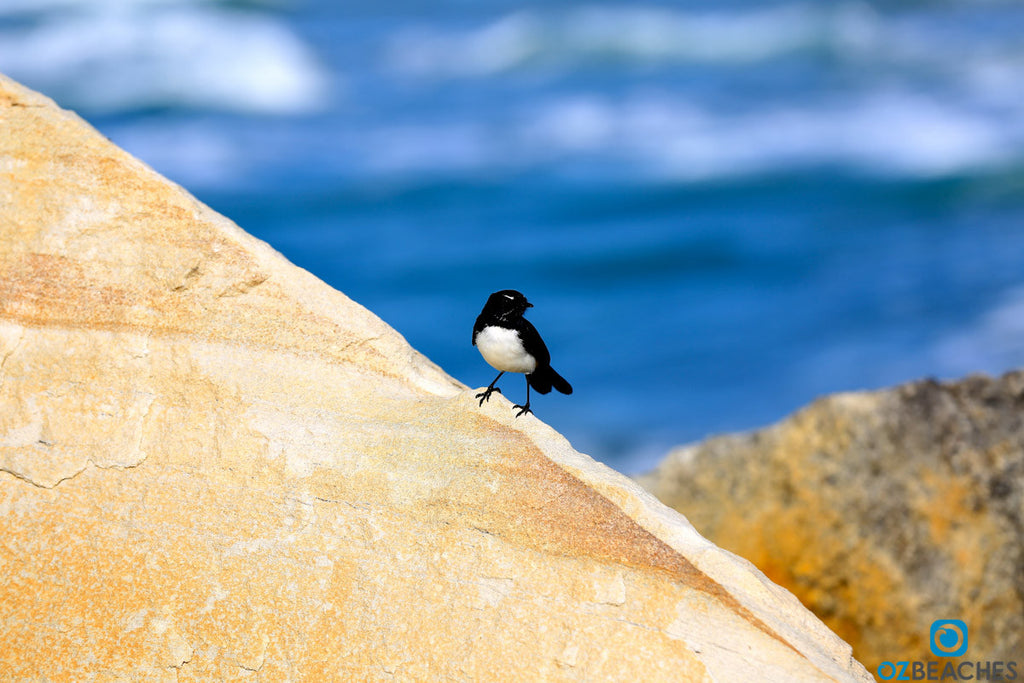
[472,312,487,346]
[515,318,551,367]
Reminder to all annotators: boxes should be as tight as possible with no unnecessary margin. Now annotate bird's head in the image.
[485,289,533,318]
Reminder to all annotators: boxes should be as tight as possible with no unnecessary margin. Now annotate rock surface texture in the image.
[0,73,871,682]
[640,372,1024,674]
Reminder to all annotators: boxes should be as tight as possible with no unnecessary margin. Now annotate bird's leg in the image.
[513,376,533,417]
[476,371,505,406]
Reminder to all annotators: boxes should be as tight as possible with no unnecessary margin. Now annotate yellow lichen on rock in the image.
[640,375,1024,672]
[0,72,871,681]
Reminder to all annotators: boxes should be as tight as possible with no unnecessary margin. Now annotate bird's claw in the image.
[513,403,532,418]
[476,386,501,406]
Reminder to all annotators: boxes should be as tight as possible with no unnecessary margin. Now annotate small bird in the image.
[472,289,573,417]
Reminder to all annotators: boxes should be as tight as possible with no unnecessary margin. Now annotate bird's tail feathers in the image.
[551,369,573,395]
[528,366,573,395]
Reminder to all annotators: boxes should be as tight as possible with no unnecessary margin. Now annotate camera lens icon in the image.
[930,620,968,657]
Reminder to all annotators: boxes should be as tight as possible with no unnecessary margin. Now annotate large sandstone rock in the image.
[0,72,871,681]
[639,372,1024,674]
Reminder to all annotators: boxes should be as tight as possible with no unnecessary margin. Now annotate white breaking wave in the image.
[0,2,330,114]
[349,89,1022,180]
[594,90,1018,178]
[97,83,1024,192]
[384,3,881,77]
[20,0,1021,187]
[375,1,1024,178]
[382,1,1024,122]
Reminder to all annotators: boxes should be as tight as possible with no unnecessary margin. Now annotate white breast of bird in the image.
[476,326,537,374]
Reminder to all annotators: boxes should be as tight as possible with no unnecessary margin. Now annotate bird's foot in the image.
[476,386,502,406]
[513,402,532,418]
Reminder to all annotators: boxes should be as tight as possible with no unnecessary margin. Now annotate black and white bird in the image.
[472,289,573,417]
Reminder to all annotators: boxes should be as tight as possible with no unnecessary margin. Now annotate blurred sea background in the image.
[3,0,1024,473]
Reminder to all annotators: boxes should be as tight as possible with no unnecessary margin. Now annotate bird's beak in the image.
[526,302,533,308]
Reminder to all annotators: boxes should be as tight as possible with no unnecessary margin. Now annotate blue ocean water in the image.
[3,0,1024,472]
